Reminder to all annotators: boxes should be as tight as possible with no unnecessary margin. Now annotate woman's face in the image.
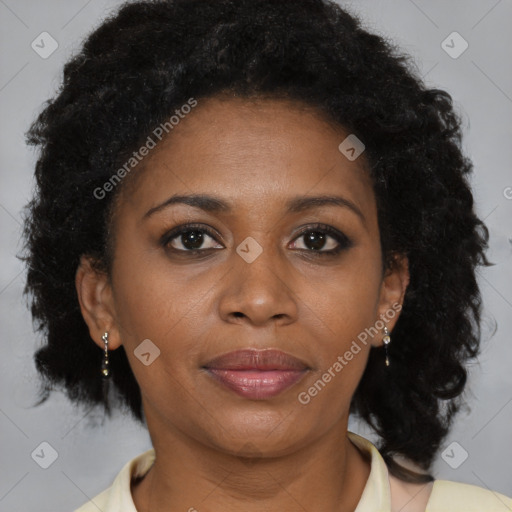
[78,96,408,456]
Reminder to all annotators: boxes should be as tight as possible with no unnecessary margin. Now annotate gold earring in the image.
[101,332,110,378]
[383,326,391,367]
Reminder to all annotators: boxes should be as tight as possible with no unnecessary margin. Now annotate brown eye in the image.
[290,224,353,256]
[161,224,223,253]
[296,231,337,251]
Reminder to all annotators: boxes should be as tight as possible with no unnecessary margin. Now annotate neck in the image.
[132,419,371,512]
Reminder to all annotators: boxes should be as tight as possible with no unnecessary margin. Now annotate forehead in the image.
[115,96,376,222]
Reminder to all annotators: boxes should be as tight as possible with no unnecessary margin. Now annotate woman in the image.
[21,0,512,510]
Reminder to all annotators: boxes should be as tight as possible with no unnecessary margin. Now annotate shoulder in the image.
[388,473,512,512]
[426,479,512,512]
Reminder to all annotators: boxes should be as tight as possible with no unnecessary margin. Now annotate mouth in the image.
[202,348,310,400]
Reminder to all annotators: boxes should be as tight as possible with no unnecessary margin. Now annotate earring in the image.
[101,332,110,378]
[382,326,391,367]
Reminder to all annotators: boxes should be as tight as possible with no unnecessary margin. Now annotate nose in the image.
[217,243,299,327]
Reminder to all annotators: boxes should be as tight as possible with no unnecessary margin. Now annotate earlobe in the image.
[75,255,121,350]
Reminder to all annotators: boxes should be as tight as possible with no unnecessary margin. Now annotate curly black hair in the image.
[20,0,492,484]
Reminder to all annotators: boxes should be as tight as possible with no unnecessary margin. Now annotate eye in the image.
[161,224,223,253]
[290,224,353,256]
[161,222,353,257]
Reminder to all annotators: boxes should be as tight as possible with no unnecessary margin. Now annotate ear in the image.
[371,253,410,348]
[75,255,122,351]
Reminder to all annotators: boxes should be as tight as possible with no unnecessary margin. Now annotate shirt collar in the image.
[347,430,392,511]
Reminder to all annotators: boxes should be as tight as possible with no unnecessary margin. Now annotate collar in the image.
[347,430,392,511]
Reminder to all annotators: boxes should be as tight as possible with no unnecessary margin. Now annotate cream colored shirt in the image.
[74,431,512,511]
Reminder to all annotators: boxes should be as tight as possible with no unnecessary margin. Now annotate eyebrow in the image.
[143,193,365,224]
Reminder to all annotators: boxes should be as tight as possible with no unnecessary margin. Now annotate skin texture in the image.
[75,96,410,512]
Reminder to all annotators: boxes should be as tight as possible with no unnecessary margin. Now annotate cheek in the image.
[292,262,381,422]
[110,236,208,339]
[295,248,383,341]
[110,240,220,394]
[288,250,382,416]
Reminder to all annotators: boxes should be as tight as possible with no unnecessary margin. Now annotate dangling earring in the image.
[382,326,391,367]
[101,332,111,378]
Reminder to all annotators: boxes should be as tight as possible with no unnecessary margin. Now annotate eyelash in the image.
[160,223,353,257]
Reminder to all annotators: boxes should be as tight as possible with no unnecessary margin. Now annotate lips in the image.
[203,349,309,400]
[204,348,308,371]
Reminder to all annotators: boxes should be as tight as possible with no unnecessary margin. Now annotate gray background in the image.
[1,1,511,511]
